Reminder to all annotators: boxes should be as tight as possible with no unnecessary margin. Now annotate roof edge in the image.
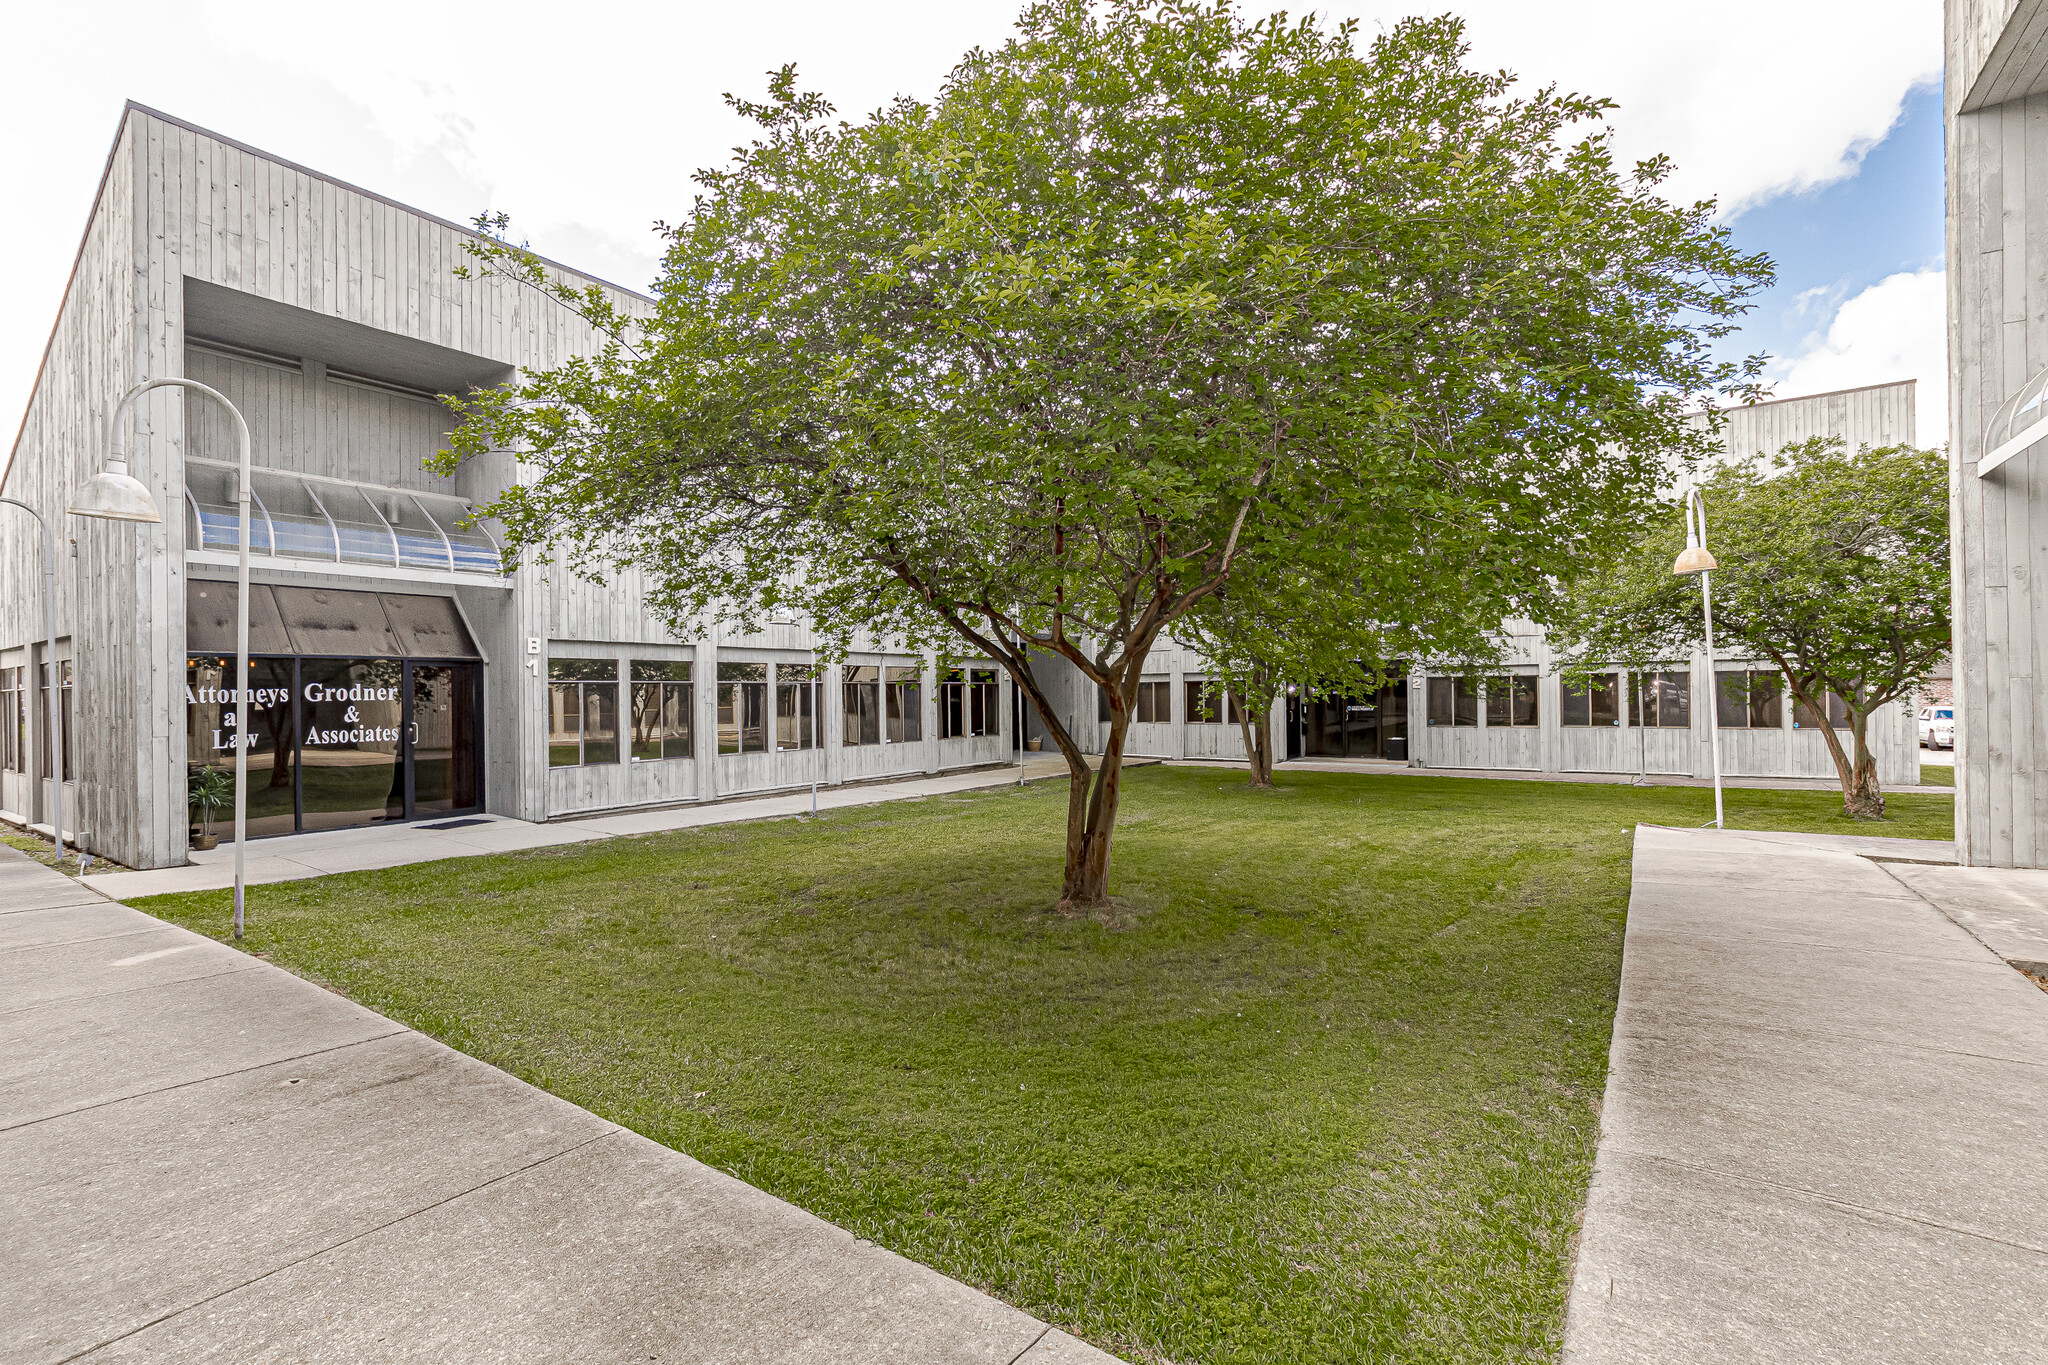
[121,101,656,303]
[5,103,140,483]
[1720,378,1917,414]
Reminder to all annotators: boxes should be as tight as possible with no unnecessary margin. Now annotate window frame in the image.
[547,657,621,768]
[940,666,1001,739]
[629,660,693,762]
[885,665,923,743]
[1485,675,1539,727]
[716,662,769,755]
[842,665,882,747]
[775,663,822,751]
[1135,676,1171,725]
[1717,669,1786,730]
[1560,672,1624,728]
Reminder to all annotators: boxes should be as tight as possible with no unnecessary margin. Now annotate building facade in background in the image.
[4,106,1931,872]
[2,105,1011,871]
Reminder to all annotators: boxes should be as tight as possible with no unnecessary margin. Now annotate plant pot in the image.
[192,833,219,851]
[1025,739,1043,751]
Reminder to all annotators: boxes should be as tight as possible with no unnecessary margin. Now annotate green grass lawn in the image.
[138,769,1954,1364]
[1920,758,1954,787]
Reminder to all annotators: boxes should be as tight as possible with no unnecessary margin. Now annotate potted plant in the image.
[188,766,231,851]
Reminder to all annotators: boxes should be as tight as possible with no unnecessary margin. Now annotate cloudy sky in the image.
[3,0,1945,445]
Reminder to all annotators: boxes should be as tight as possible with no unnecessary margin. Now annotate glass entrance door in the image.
[410,663,480,816]
[298,658,407,830]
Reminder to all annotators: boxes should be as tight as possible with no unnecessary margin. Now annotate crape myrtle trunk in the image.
[1788,678,1887,820]
[1233,666,1277,789]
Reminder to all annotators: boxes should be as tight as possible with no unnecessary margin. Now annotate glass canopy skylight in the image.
[183,459,501,575]
[1981,368,2048,477]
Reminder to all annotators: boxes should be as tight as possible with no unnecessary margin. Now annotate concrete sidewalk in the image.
[0,846,1118,1363]
[84,759,1092,900]
[1187,755,1955,795]
[1565,824,2048,1363]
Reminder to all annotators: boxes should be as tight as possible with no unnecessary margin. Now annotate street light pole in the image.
[0,499,63,866]
[1672,488,1724,829]
[74,383,258,924]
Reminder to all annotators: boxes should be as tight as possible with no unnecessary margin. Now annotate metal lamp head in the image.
[1672,544,1716,576]
[67,461,162,523]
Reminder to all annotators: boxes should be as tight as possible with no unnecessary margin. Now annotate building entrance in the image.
[184,583,484,839]
[187,656,482,836]
[1303,674,1408,760]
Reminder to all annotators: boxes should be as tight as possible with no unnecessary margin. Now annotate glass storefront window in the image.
[776,664,820,751]
[298,658,406,830]
[843,666,881,746]
[717,663,768,754]
[548,658,619,768]
[630,660,692,761]
[885,666,922,743]
[185,655,298,837]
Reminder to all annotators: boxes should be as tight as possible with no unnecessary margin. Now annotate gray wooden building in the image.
[1,105,1012,871]
[1947,0,2048,867]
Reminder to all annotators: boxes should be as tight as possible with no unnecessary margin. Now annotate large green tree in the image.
[1550,438,1950,820]
[441,0,1769,907]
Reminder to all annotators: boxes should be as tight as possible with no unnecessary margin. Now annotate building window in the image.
[1486,675,1539,726]
[1186,678,1230,724]
[1135,676,1171,724]
[1425,676,1479,726]
[548,658,619,767]
[37,661,73,781]
[776,663,821,751]
[886,666,923,742]
[1792,689,1852,730]
[1630,670,1691,727]
[629,660,693,761]
[941,667,1000,738]
[1716,670,1784,729]
[0,667,20,774]
[844,665,882,746]
[718,662,768,754]
[1560,673,1623,727]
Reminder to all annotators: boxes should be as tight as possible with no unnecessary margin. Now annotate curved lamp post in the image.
[75,379,251,937]
[1672,488,1724,829]
[0,499,65,864]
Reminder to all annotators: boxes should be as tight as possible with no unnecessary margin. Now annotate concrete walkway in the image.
[0,847,1117,1363]
[1188,755,1954,795]
[1565,824,2048,1363]
[84,759,1099,900]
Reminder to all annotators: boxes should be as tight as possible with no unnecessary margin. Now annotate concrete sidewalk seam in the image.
[1610,1017,2048,1070]
[0,925,183,956]
[0,961,265,1018]
[0,1027,412,1136]
[1004,1326,1052,1365]
[1607,1146,2048,1259]
[1619,924,2002,966]
[55,1128,622,1365]
[1871,859,2029,970]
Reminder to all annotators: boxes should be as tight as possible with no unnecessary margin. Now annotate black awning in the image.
[187,583,480,660]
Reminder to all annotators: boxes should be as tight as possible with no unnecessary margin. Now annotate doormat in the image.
[421,818,493,831]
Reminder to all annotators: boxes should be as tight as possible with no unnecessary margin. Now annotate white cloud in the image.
[2,0,1944,435]
[1349,1,1942,214]
[1770,269,1948,448]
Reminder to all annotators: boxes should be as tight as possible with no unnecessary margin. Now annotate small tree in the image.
[1550,438,1949,819]
[442,2,1767,907]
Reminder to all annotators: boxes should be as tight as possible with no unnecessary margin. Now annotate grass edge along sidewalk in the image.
[136,768,1954,1365]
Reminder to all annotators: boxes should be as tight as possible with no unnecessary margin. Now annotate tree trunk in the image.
[1235,680,1275,789]
[1796,679,1886,820]
[1060,713,1130,912]
[1843,714,1886,820]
